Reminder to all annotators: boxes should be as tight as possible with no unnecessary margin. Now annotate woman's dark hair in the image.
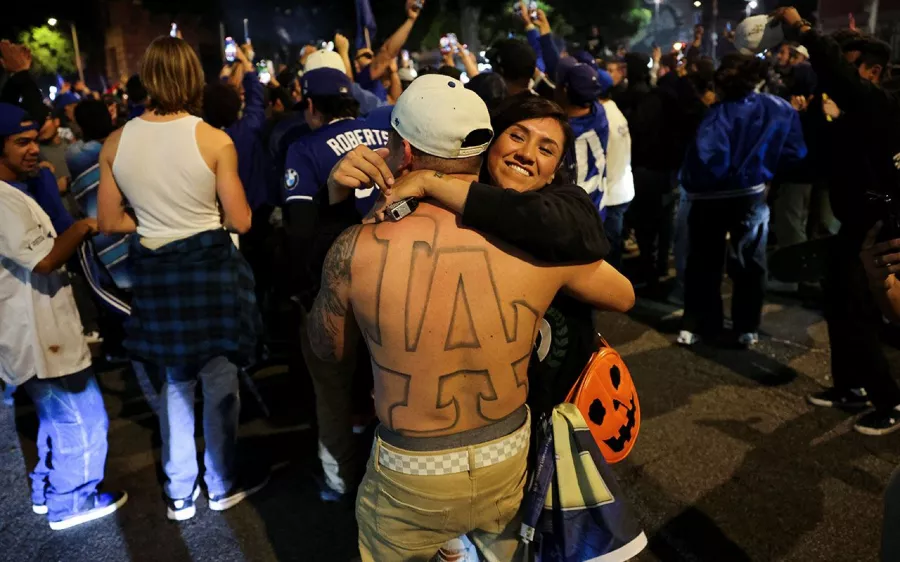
[202,82,242,129]
[715,53,769,101]
[465,72,508,112]
[306,95,360,121]
[481,93,576,186]
[74,99,115,141]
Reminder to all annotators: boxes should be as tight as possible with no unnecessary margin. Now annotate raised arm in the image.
[368,0,423,80]
[308,224,363,362]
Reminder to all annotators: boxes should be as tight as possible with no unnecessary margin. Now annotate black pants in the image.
[683,195,769,335]
[631,168,677,284]
[824,229,900,411]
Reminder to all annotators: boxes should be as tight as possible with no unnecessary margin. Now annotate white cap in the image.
[305,49,345,72]
[390,74,493,159]
[734,15,785,55]
[791,45,810,60]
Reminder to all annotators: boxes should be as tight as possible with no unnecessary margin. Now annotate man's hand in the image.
[861,222,900,291]
[78,218,100,236]
[535,9,552,36]
[822,94,841,119]
[235,43,254,71]
[389,57,399,74]
[407,0,424,20]
[0,41,32,73]
[517,1,533,27]
[364,169,431,223]
[652,45,662,64]
[790,95,811,111]
[772,7,806,29]
[328,145,395,195]
[335,33,350,55]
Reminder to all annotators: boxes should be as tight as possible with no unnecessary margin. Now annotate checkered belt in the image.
[377,422,530,477]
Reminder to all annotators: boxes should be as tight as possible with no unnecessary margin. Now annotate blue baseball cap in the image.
[0,103,39,136]
[557,58,604,106]
[301,67,353,98]
[54,92,80,110]
[596,69,614,96]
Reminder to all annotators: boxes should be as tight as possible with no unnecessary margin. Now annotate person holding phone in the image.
[354,0,424,102]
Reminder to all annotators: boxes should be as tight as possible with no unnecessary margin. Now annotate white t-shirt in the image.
[600,100,636,209]
[0,181,91,386]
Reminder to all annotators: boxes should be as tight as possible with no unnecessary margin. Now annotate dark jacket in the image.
[226,71,276,212]
[800,28,900,239]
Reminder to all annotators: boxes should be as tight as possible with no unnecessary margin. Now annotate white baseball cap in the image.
[791,45,810,60]
[305,49,345,72]
[734,15,785,55]
[390,74,493,159]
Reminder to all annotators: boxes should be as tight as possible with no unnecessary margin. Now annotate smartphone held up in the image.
[224,36,237,62]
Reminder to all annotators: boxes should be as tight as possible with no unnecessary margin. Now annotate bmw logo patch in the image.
[284,168,299,190]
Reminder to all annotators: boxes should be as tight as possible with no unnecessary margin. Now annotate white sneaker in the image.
[737,332,759,348]
[677,330,700,346]
[33,503,48,515]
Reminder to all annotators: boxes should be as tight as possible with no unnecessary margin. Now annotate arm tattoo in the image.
[308,225,363,362]
[434,171,445,179]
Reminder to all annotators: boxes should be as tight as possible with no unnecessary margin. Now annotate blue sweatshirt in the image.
[226,71,276,211]
[680,92,807,200]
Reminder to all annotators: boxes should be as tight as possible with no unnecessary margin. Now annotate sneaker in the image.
[807,388,871,409]
[677,330,700,346]
[208,473,269,512]
[854,408,900,436]
[32,502,48,515]
[166,486,201,521]
[737,332,759,348]
[48,491,128,531]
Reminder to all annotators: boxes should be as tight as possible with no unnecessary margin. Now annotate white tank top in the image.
[112,115,222,241]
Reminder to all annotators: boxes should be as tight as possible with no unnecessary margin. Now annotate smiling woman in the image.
[484,94,576,192]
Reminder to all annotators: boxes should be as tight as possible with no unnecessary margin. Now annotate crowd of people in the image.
[1,0,900,559]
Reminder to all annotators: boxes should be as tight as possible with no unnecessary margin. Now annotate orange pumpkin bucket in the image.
[564,336,640,464]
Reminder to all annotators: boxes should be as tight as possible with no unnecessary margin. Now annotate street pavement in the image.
[1,288,898,562]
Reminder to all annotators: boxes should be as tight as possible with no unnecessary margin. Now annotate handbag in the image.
[564,335,640,464]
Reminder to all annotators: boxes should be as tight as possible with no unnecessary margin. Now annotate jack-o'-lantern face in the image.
[568,355,641,463]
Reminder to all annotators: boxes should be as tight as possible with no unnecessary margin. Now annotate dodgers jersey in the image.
[569,102,610,211]
[283,117,391,216]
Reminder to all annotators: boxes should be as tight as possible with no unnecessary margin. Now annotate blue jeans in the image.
[683,195,769,335]
[23,368,109,519]
[673,187,691,288]
[603,202,630,269]
[160,356,239,499]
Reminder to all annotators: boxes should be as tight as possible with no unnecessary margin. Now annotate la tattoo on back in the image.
[364,216,538,435]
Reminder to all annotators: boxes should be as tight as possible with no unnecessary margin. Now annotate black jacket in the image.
[801,28,900,239]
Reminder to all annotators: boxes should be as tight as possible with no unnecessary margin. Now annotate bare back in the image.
[350,203,571,437]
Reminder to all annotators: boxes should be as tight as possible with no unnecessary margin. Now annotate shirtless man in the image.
[307,75,635,561]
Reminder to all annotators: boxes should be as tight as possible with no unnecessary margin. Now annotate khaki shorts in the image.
[356,415,530,562]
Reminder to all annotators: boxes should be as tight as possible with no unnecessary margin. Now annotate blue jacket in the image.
[226,71,276,211]
[680,92,807,199]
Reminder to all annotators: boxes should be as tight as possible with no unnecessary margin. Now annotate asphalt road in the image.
[1,288,898,562]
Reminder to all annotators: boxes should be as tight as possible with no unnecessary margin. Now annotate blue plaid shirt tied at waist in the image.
[124,229,262,367]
